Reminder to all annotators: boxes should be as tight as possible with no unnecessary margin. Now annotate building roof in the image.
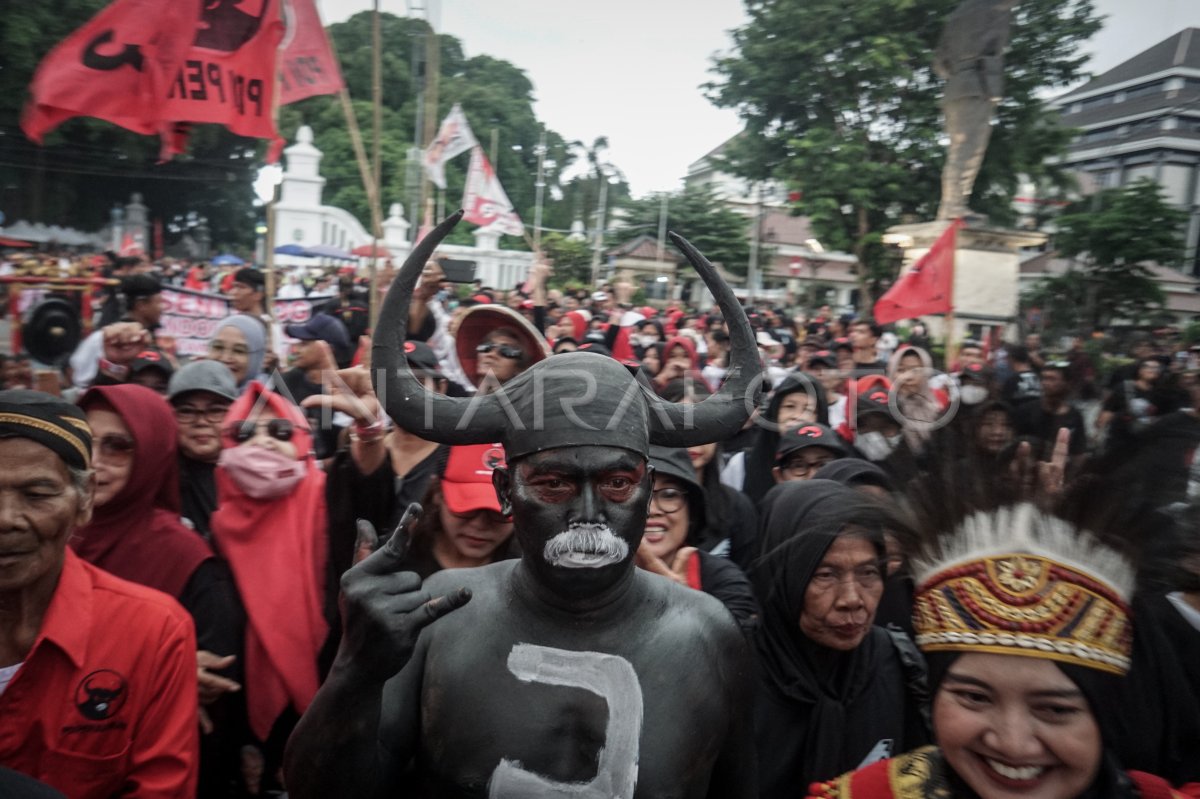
[606,234,679,261]
[1058,28,1200,101]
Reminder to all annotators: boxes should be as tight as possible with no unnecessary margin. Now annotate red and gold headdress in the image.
[909,503,1135,676]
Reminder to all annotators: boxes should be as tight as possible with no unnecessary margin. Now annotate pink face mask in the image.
[219,445,306,500]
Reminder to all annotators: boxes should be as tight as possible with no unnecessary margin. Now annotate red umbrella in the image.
[351,243,390,257]
[0,237,33,248]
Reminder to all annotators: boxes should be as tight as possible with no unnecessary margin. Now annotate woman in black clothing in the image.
[636,445,760,632]
[661,377,760,567]
[753,480,929,797]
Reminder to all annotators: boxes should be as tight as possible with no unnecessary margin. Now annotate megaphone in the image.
[23,298,82,367]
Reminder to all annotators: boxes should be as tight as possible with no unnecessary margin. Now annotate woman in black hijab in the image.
[728,372,830,507]
[753,480,930,797]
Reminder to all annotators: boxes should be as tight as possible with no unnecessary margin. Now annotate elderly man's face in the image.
[494,445,651,598]
[0,438,93,596]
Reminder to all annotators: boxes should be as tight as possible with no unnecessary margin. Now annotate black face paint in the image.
[503,446,651,599]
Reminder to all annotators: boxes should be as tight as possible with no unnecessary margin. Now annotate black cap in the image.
[129,347,174,379]
[402,340,443,379]
[807,350,837,368]
[284,313,351,351]
[775,423,844,462]
[833,337,853,352]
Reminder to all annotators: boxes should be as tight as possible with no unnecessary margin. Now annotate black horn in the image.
[646,232,763,447]
[372,210,504,444]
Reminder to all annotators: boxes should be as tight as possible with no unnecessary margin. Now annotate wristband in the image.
[99,358,129,379]
[350,418,386,444]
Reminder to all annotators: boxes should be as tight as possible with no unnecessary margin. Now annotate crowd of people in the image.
[0,236,1198,799]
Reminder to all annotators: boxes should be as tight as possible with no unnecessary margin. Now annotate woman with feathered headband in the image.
[806,467,1200,799]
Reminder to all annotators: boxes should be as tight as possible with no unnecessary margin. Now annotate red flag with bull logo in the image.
[161,0,286,158]
[20,0,197,145]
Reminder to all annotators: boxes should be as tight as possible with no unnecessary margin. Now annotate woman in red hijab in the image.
[210,381,328,782]
[75,383,247,796]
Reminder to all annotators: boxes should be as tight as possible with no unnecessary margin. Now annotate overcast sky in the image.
[314,0,1200,198]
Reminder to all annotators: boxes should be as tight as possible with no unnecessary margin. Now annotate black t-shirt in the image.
[695,550,759,634]
[277,368,341,460]
[1013,401,1088,457]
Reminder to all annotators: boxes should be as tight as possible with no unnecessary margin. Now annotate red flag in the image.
[162,0,286,159]
[20,0,197,144]
[873,219,963,324]
[277,0,344,105]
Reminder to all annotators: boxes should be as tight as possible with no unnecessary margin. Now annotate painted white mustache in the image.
[542,523,629,569]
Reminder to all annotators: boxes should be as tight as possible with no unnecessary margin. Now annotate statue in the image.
[283,211,762,798]
[934,0,1020,220]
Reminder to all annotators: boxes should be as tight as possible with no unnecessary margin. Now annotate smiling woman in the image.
[806,498,1200,799]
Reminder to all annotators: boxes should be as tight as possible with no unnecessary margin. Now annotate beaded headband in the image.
[909,504,1134,676]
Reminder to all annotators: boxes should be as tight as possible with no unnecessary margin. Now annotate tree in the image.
[706,0,1101,311]
[617,184,752,276]
[1025,179,1186,332]
[540,232,593,286]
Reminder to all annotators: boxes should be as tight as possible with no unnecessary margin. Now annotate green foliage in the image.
[1,7,589,253]
[617,184,752,275]
[1025,180,1185,332]
[707,0,1101,307]
[540,232,593,286]
[0,0,262,249]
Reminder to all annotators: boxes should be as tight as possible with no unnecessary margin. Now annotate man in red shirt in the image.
[0,391,198,798]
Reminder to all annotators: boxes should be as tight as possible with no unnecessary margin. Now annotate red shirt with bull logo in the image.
[0,549,198,798]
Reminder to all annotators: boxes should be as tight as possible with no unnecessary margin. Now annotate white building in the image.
[273,126,533,289]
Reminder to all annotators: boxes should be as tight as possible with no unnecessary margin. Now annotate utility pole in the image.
[589,169,610,288]
[533,130,547,252]
[747,182,763,303]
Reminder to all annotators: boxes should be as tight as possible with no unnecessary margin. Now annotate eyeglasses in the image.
[476,342,524,359]
[650,487,686,514]
[93,434,135,463]
[226,418,295,443]
[809,563,884,591]
[209,341,250,358]
[174,404,231,426]
[780,455,835,478]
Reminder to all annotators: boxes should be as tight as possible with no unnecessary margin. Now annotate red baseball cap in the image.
[440,443,508,515]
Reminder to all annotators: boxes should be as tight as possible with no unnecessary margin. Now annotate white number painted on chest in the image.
[488,644,643,799]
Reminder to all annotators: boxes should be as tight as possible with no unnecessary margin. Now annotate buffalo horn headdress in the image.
[372,210,761,459]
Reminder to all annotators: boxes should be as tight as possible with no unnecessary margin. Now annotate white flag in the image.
[462,146,525,237]
[423,104,478,189]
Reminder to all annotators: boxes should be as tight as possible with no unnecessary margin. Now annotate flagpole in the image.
[944,218,960,370]
[533,129,547,252]
[369,0,385,330]
[321,17,384,327]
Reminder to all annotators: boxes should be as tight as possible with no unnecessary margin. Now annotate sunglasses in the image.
[226,418,295,444]
[476,342,524,359]
[93,434,135,462]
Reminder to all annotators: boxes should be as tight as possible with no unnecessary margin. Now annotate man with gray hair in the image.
[0,390,198,797]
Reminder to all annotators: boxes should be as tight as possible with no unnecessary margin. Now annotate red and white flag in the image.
[424,104,478,189]
[161,0,286,158]
[461,146,524,237]
[278,0,343,105]
[873,219,963,325]
[20,0,197,144]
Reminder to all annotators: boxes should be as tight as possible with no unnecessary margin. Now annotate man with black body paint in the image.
[284,213,760,798]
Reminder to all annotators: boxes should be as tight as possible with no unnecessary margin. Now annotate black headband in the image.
[0,390,92,470]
